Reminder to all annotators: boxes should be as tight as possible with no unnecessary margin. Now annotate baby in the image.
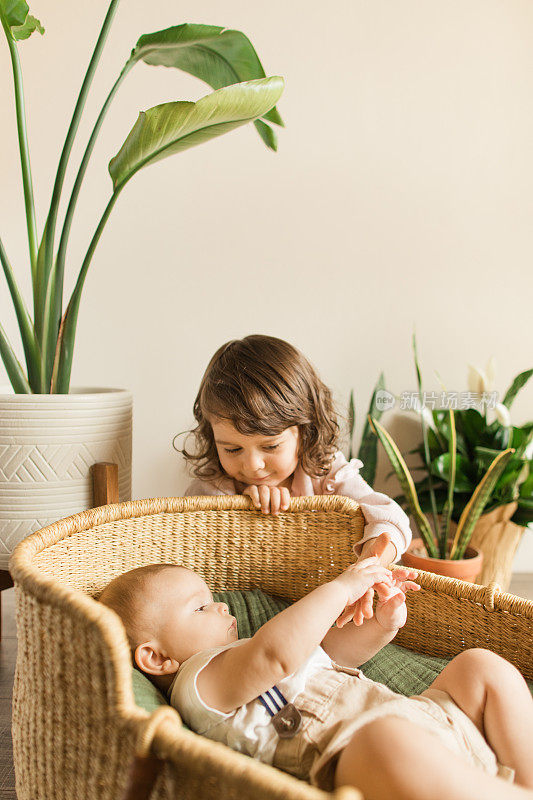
[100,557,533,800]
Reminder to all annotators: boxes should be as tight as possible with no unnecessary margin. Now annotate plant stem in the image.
[0,234,41,390]
[37,0,122,350]
[42,59,136,388]
[54,188,123,393]
[0,11,39,280]
[412,332,440,539]
[0,322,31,393]
[441,409,456,557]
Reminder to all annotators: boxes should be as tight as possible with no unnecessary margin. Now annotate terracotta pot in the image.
[401,538,483,583]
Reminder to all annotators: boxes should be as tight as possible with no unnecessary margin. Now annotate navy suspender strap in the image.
[257,686,302,738]
[258,686,288,717]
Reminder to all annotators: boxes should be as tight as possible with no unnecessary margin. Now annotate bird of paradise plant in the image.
[0,1,284,394]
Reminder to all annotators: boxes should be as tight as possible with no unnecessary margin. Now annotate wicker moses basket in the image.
[9,495,533,800]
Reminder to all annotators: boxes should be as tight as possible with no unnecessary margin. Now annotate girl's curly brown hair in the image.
[180,335,340,483]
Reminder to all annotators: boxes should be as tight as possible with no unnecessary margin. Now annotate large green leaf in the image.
[519,464,533,499]
[431,453,472,492]
[0,0,43,38]
[450,448,515,559]
[510,423,533,457]
[412,333,440,537]
[439,408,456,557]
[0,0,28,27]
[55,77,284,393]
[475,446,524,480]
[12,13,43,40]
[0,321,31,393]
[455,408,486,448]
[108,77,284,191]
[369,416,439,557]
[502,368,533,409]
[357,373,385,484]
[130,24,283,150]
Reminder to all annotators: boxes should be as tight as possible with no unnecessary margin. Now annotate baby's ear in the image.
[134,642,180,676]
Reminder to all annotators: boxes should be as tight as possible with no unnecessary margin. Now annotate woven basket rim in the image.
[8,494,359,576]
[9,494,533,619]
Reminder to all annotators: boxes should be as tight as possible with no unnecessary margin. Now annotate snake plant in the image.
[0,1,284,394]
[370,415,515,560]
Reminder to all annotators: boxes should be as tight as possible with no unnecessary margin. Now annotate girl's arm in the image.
[197,559,392,713]
[358,535,397,567]
[327,454,412,560]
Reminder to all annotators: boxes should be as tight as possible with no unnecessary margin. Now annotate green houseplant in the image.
[0,0,284,394]
[0,0,284,572]
[349,337,532,585]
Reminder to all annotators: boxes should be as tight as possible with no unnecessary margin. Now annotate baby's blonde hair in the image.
[99,563,189,654]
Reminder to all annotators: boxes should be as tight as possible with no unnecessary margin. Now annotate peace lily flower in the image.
[491,403,512,427]
[419,405,437,432]
[467,357,497,394]
[468,357,511,427]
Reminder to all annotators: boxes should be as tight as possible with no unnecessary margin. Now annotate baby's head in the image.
[99,564,237,692]
[182,334,339,484]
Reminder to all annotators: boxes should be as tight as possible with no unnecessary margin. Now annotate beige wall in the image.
[1,1,532,567]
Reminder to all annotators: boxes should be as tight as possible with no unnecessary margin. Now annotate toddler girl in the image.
[182,334,412,579]
[100,554,532,800]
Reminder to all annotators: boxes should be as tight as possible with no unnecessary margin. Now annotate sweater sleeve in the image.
[326,454,412,561]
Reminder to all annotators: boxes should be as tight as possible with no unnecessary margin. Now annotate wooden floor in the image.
[2,577,533,799]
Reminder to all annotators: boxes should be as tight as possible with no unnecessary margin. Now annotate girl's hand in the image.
[243,484,291,515]
[374,575,420,631]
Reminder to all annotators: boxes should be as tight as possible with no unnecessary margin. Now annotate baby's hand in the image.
[336,566,419,628]
[334,558,393,618]
[374,573,420,631]
[336,533,395,628]
[242,484,291,515]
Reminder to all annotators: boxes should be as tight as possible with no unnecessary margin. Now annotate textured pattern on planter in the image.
[0,389,132,570]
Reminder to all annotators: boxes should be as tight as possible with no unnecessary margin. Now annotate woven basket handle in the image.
[121,706,179,800]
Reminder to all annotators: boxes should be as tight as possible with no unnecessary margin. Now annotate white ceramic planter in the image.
[0,387,132,570]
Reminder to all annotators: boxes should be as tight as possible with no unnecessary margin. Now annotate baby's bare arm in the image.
[198,560,392,713]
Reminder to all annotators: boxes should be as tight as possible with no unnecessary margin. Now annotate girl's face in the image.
[210,418,300,488]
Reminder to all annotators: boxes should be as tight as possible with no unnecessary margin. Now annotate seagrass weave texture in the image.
[9,495,533,800]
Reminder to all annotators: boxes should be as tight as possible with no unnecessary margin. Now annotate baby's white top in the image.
[169,639,332,764]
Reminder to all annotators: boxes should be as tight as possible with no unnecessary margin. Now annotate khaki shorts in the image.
[273,663,514,792]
